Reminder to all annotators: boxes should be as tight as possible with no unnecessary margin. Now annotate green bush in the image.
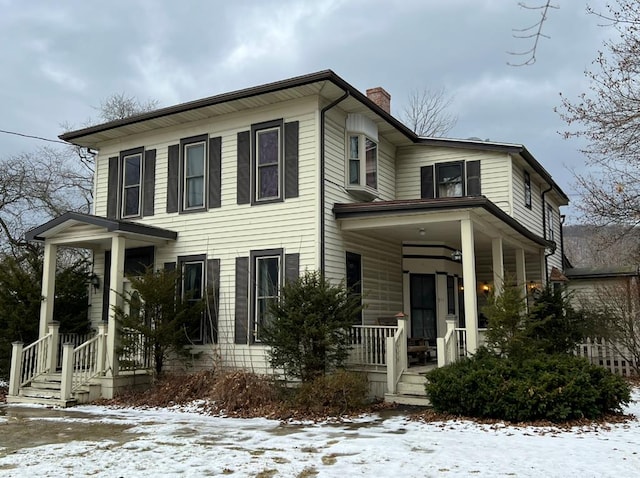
[425,348,631,422]
[294,370,369,415]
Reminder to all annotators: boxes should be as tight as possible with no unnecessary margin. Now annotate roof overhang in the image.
[333,197,554,253]
[25,212,178,249]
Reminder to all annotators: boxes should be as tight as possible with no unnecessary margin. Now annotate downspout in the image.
[541,185,553,283]
[320,91,350,274]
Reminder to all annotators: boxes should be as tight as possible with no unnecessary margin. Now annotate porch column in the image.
[515,248,527,299]
[491,237,504,296]
[106,234,126,377]
[39,242,57,338]
[461,219,478,354]
[540,250,548,285]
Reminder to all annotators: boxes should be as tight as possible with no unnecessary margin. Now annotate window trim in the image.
[345,133,378,198]
[250,248,283,343]
[178,254,207,344]
[524,171,532,209]
[435,161,465,198]
[119,146,144,219]
[179,134,208,213]
[251,119,284,205]
[546,204,554,241]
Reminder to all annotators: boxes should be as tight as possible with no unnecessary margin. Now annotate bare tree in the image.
[557,1,640,231]
[95,92,159,123]
[401,87,458,137]
[508,1,558,66]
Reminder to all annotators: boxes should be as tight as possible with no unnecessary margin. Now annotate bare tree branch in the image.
[400,87,458,137]
[507,1,559,66]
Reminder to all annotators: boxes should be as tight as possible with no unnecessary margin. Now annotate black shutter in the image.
[207,258,220,343]
[420,165,434,199]
[107,157,119,218]
[284,121,299,199]
[466,160,481,196]
[143,149,156,217]
[237,131,251,205]
[285,253,300,284]
[167,144,179,213]
[102,251,111,321]
[235,256,249,344]
[209,136,222,209]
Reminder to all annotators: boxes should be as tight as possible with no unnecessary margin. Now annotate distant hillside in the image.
[563,225,640,268]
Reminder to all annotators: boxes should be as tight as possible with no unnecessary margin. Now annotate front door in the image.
[410,274,437,344]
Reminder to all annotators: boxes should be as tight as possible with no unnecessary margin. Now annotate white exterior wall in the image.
[323,108,403,322]
[91,96,321,374]
[395,146,512,213]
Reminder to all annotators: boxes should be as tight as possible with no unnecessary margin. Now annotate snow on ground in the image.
[1,390,639,477]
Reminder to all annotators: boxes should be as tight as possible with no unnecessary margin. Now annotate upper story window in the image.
[436,162,464,197]
[122,152,142,218]
[184,141,206,210]
[420,160,481,200]
[524,171,532,209]
[345,114,379,200]
[546,204,554,241]
[256,126,281,201]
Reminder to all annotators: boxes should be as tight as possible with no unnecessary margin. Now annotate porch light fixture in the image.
[90,274,100,292]
[451,250,462,262]
[418,228,426,237]
[482,282,490,295]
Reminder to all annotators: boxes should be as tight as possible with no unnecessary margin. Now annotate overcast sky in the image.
[0,0,614,223]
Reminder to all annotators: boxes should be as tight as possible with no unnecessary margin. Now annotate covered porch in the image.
[335,198,553,402]
[7,212,177,406]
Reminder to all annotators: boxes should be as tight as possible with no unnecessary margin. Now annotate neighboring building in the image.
[8,70,568,406]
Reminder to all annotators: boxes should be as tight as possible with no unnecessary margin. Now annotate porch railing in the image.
[118,328,153,372]
[386,318,408,394]
[60,325,107,400]
[437,319,459,367]
[347,325,397,366]
[57,332,94,369]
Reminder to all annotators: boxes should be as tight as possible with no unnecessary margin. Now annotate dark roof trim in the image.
[333,196,554,248]
[25,211,178,242]
[565,267,640,280]
[60,69,417,143]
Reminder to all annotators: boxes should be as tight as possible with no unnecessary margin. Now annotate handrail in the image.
[437,319,459,367]
[19,333,52,387]
[70,332,105,392]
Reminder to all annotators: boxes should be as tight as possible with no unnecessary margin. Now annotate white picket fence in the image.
[575,338,639,377]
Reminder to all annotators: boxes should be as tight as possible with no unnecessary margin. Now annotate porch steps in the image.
[6,373,77,408]
[384,369,431,407]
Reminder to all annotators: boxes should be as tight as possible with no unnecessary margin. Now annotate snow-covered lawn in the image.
[1,390,639,477]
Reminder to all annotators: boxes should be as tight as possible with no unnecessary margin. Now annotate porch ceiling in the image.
[25,212,177,250]
[334,197,551,254]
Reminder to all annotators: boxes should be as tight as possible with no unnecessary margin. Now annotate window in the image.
[184,141,205,210]
[181,257,205,344]
[447,275,455,315]
[546,204,554,241]
[346,134,378,190]
[122,153,142,217]
[251,120,283,203]
[436,162,464,197]
[524,171,532,209]
[346,252,362,324]
[253,253,281,341]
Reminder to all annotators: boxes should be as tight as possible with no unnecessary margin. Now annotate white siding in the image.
[395,146,512,213]
[91,96,321,373]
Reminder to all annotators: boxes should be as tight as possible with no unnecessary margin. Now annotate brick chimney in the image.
[366,87,391,114]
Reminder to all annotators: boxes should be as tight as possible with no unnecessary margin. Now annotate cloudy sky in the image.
[0,0,614,222]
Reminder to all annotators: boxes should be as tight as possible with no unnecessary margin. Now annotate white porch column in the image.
[491,237,504,296]
[461,219,478,354]
[515,248,527,299]
[39,243,58,338]
[107,235,126,377]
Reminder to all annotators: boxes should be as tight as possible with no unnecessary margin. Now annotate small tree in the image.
[114,267,205,376]
[482,280,528,357]
[260,271,364,383]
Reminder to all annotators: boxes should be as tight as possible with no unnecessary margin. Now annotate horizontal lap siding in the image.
[395,146,511,213]
[323,109,402,322]
[512,159,544,238]
[92,97,320,374]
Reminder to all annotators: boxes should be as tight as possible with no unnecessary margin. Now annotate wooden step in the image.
[396,380,426,396]
[6,394,77,408]
[384,393,431,407]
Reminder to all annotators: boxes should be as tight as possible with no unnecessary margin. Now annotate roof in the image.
[59,69,569,203]
[25,211,178,242]
[565,265,640,280]
[333,196,554,249]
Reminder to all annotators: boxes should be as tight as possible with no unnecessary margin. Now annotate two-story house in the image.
[8,70,568,406]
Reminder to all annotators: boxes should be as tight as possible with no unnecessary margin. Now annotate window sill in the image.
[346,185,378,202]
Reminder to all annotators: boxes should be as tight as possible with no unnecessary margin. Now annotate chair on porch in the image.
[376,317,431,365]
